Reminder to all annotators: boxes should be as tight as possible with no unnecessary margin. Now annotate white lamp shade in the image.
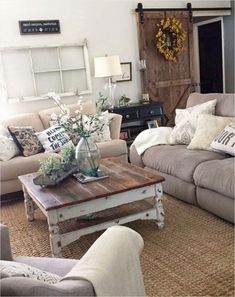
[94,56,122,77]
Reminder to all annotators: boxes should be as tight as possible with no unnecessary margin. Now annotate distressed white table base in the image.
[23,183,164,257]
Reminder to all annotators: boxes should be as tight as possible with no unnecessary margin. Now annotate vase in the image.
[75,136,101,177]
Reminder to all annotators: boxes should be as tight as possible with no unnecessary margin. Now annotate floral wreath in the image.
[156,17,186,62]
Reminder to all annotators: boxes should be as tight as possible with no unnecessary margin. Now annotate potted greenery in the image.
[33,145,77,186]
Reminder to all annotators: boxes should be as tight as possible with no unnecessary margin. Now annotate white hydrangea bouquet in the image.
[48,92,104,144]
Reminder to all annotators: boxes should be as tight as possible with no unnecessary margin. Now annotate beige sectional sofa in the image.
[130,93,235,223]
[0,101,128,195]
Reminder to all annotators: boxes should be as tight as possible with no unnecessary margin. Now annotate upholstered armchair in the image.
[0,224,145,296]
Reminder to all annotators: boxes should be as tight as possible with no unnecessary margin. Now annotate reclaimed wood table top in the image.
[18,158,164,211]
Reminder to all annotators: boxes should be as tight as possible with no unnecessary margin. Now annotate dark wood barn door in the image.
[137,11,195,125]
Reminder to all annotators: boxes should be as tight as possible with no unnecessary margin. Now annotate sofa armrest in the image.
[0,224,13,261]
[97,139,128,160]
[129,144,145,168]
[107,113,122,139]
[62,226,145,297]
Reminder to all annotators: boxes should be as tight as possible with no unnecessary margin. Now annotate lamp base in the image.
[103,77,117,108]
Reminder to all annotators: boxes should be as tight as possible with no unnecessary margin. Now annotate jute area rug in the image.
[1,194,234,297]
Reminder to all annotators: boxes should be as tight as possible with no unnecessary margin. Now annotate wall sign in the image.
[19,20,60,34]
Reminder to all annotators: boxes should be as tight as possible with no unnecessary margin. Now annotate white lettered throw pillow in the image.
[36,125,73,152]
[187,114,235,151]
[210,123,235,156]
[169,99,217,145]
[0,260,61,284]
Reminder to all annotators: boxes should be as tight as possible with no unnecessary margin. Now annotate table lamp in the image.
[94,55,122,108]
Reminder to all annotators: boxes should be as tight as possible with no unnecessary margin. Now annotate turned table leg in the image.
[47,213,62,258]
[23,185,35,222]
[154,184,165,229]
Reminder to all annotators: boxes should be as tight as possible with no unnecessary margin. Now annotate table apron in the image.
[55,184,159,223]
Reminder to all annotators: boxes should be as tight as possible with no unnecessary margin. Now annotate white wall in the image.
[0,0,231,117]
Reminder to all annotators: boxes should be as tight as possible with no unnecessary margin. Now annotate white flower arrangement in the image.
[47,92,104,141]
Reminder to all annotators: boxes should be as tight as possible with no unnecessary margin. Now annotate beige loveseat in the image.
[130,93,235,223]
[0,101,128,195]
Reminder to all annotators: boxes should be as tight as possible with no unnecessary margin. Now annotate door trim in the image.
[193,17,225,93]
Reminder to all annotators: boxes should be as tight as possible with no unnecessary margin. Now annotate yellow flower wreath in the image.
[156,17,186,62]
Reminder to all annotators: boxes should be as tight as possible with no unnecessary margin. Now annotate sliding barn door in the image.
[137,11,194,125]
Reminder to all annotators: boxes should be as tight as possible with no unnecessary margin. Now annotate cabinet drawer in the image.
[139,107,162,118]
[122,110,138,121]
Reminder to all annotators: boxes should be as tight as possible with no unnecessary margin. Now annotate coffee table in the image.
[19,158,165,257]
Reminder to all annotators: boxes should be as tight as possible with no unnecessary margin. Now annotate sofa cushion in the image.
[194,158,235,199]
[0,260,60,284]
[1,277,95,297]
[0,125,12,138]
[2,113,44,132]
[186,92,235,117]
[142,145,227,183]
[0,152,59,181]
[8,126,44,157]
[0,135,20,161]
[97,139,128,159]
[210,123,235,156]
[35,126,73,152]
[187,114,235,151]
[38,102,96,129]
[84,111,111,143]
[145,166,197,205]
[169,99,216,145]
[196,188,234,223]
[15,257,78,277]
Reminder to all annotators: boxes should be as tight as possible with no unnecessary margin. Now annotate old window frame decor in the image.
[155,17,186,62]
[112,62,132,83]
[0,39,92,103]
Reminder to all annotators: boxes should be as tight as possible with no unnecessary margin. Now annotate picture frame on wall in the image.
[147,120,158,129]
[112,62,132,82]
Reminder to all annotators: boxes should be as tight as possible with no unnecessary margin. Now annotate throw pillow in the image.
[169,99,217,145]
[187,114,235,151]
[0,135,20,161]
[49,119,80,146]
[8,126,44,157]
[83,111,111,143]
[210,123,235,156]
[0,260,61,284]
[0,125,12,138]
[35,125,73,152]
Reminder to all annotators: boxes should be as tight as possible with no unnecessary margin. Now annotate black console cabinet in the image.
[109,102,164,145]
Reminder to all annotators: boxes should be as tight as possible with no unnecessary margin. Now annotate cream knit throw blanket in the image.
[131,127,173,155]
[62,226,146,296]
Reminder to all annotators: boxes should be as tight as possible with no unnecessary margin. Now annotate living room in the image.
[0,0,234,296]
